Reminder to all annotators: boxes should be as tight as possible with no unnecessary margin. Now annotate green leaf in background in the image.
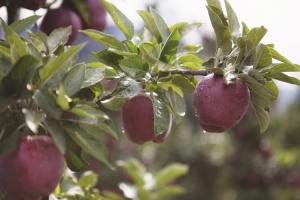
[154,186,185,200]
[47,27,72,52]
[39,44,84,85]
[63,63,86,96]
[78,171,98,189]
[151,9,170,42]
[242,22,250,35]
[2,55,39,97]
[10,15,41,34]
[117,159,146,188]
[94,49,123,67]
[152,96,171,136]
[206,5,232,54]
[155,163,188,188]
[64,123,113,169]
[45,119,67,154]
[33,89,62,120]
[119,56,148,79]
[103,0,135,39]
[82,30,125,50]
[224,0,240,39]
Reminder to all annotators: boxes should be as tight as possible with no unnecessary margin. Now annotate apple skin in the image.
[41,8,82,44]
[17,0,46,10]
[122,95,156,144]
[0,135,64,200]
[83,0,107,31]
[193,74,250,132]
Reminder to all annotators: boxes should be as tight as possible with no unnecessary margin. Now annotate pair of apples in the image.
[122,74,250,144]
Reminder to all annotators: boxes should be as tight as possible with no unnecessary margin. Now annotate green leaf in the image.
[265,80,279,102]
[247,26,267,51]
[155,164,188,188]
[138,10,161,40]
[102,0,135,39]
[158,81,184,97]
[101,96,127,111]
[47,27,72,52]
[2,21,28,58]
[33,89,62,120]
[0,124,23,155]
[79,171,98,189]
[267,46,292,64]
[151,9,170,42]
[2,55,39,97]
[10,15,41,34]
[152,96,171,135]
[45,119,67,154]
[119,56,148,79]
[56,84,70,110]
[206,0,222,10]
[64,123,113,169]
[82,30,124,50]
[242,22,250,35]
[94,49,123,67]
[39,44,84,84]
[206,5,232,54]
[167,89,186,117]
[267,72,300,85]
[117,159,146,187]
[225,0,240,39]
[240,74,275,132]
[64,63,86,96]
[264,63,300,73]
[254,44,272,68]
[160,29,181,63]
[23,109,44,133]
[71,104,109,122]
[155,186,185,200]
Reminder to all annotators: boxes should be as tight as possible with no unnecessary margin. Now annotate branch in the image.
[158,69,210,77]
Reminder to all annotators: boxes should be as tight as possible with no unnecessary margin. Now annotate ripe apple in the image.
[193,74,250,132]
[17,0,46,10]
[82,0,107,31]
[0,135,64,200]
[122,95,170,144]
[41,8,82,44]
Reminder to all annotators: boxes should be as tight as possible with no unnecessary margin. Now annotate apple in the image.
[122,95,170,144]
[41,8,82,44]
[0,135,64,200]
[17,0,46,10]
[193,74,250,132]
[80,0,107,31]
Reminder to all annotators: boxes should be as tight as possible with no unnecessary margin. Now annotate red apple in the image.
[193,74,250,132]
[41,8,82,44]
[81,0,107,31]
[0,135,64,200]
[122,95,170,144]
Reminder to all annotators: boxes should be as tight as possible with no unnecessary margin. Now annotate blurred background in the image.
[1,1,300,199]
